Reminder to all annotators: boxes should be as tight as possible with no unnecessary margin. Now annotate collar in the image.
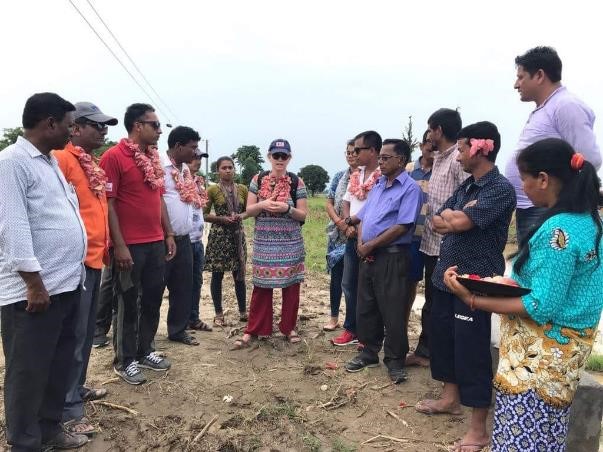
[63,142,84,158]
[379,170,410,187]
[434,143,457,160]
[17,136,45,159]
[464,166,500,188]
[534,85,565,112]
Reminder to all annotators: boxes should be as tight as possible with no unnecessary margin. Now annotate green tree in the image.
[93,139,117,157]
[0,127,24,151]
[233,145,264,185]
[298,164,329,196]
[401,116,420,160]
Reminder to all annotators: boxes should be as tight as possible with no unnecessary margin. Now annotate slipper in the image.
[415,399,462,416]
[214,315,226,327]
[64,417,96,436]
[189,319,213,332]
[322,322,340,332]
[81,387,107,402]
[170,334,200,346]
[286,331,302,344]
[232,336,252,350]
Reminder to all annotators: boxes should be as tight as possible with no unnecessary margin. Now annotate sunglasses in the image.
[137,120,161,130]
[271,152,290,161]
[353,146,371,154]
[82,121,108,131]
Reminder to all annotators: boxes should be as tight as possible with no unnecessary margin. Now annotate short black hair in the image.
[457,121,501,162]
[22,92,75,129]
[167,126,201,149]
[216,155,235,169]
[515,46,562,83]
[124,103,155,133]
[428,108,462,141]
[421,129,429,144]
[346,139,355,147]
[354,130,382,152]
[383,138,411,165]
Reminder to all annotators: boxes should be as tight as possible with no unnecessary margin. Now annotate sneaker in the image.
[139,351,171,371]
[42,430,88,449]
[92,333,109,348]
[331,330,358,346]
[114,361,146,385]
[345,355,379,373]
[388,368,408,384]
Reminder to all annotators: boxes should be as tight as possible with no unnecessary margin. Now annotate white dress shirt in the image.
[162,158,198,237]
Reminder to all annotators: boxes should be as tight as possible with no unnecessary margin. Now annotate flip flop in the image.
[81,387,107,402]
[189,319,213,332]
[415,399,463,416]
[286,331,302,344]
[64,417,96,436]
[232,336,252,350]
[322,322,340,332]
[214,315,226,327]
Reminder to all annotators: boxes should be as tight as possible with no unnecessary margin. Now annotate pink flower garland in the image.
[170,159,208,209]
[75,146,107,197]
[347,167,381,201]
[258,173,291,202]
[125,140,165,190]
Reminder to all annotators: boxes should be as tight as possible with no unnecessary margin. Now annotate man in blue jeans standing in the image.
[331,130,381,347]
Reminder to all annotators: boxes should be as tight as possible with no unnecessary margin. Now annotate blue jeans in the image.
[189,241,205,323]
[63,267,101,422]
[515,206,547,246]
[329,257,345,317]
[341,238,359,334]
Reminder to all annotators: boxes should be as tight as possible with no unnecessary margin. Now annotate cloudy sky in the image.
[1,0,601,177]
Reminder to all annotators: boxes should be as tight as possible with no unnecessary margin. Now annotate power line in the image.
[66,0,173,124]
[84,0,179,122]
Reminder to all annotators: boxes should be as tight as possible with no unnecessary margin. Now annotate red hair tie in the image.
[570,153,585,171]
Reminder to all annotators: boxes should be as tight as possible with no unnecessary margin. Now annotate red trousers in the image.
[245,283,300,336]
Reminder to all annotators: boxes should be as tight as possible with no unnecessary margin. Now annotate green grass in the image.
[331,438,356,452]
[302,433,322,452]
[586,354,603,372]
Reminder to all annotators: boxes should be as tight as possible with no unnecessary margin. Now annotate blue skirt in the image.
[491,389,570,452]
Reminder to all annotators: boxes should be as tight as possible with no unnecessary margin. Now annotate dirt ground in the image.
[0,270,487,452]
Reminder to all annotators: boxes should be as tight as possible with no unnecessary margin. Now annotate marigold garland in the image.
[347,167,381,201]
[170,158,208,209]
[75,146,107,197]
[257,173,291,202]
[125,139,164,190]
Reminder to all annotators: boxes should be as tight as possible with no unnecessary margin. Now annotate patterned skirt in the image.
[252,215,305,288]
[491,389,570,452]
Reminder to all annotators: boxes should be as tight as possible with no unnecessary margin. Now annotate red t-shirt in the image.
[100,139,164,245]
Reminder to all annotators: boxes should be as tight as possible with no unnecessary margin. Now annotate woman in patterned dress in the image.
[444,138,603,452]
[233,139,308,348]
[203,156,248,325]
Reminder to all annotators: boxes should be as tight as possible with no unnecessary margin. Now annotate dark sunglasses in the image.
[82,121,108,131]
[271,152,290,161]
[354,146,371,154]
[137,120,161,130]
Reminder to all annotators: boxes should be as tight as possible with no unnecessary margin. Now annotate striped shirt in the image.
[419,144,469,257]
[0,136,87,305]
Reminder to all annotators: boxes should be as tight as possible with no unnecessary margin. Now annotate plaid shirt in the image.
[419,144,469,256]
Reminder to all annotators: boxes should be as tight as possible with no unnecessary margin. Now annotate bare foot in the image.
[323,317,340,332]
[415,399,462,416]
[449,432,490,451]
[405,353,430,367]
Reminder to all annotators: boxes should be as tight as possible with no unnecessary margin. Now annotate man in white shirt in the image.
[162,126,204,345]
[0,93,89,451]
[330,130,382,346]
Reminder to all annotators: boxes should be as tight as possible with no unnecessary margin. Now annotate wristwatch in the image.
[286,205,292,215]
[345,216,353,225]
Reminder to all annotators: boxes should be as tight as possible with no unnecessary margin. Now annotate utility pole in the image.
[204,139,209,184]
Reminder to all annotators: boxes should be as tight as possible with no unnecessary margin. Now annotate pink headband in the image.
[469,138,494,157]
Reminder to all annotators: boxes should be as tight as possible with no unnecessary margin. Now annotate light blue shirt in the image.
[506,86,601,208]
[0,136,87,305]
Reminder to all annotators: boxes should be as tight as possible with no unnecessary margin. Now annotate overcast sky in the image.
[1,0,601,177]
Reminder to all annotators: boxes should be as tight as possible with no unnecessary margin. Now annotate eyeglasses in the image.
[353,146,371,154]
[82,121,108,131]
[137,120,161,130]
[271,152,290,161]
[377,154,400,162]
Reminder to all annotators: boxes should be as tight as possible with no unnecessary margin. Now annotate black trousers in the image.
[1,289,80,452]
[165,236,193,340]
[414,253,438,358]
[430,287,493,408]
[94,261,115,337]
[356,248,410,370]
[113,241,165,368]
[210,271,247,315]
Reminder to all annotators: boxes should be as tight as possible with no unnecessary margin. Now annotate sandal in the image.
[232,334,252,350]
[189,319,213,332]
[286,331,302,344]
[214,314,226,327]
[64,417,96,436]
[81,387,107,402]
[170,334,200,346]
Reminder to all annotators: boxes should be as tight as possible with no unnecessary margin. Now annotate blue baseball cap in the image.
[268,138,291,154]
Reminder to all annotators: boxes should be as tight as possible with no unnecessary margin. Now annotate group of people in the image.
[0,45,602,452]
[322,46,603,452]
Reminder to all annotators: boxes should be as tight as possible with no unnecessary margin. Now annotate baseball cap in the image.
[268,139,291,154]
[194,148,209,158]
[73,102,118,125]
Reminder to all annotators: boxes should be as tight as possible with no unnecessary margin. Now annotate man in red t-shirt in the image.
[99,103,176,385]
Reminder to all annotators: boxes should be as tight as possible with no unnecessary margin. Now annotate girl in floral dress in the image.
[233,139,308,348]
[444,138,603,452]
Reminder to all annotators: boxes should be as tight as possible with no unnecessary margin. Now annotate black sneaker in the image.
[345,355,379,373]
[42,430,89,449]
[388,368,408,384]
[113,361,146,385]
[92,333,109,348]
[139,352,171,371]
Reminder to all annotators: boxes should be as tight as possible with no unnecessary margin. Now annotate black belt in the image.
[373,244,409,255]
[173,234,190,241]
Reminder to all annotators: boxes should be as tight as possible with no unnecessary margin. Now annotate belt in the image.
[173,234,190,241]
[373,244,409,255]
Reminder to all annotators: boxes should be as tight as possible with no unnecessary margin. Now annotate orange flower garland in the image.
[347,167,381,201]
[75,146,107,197]
[258,173,291,202]
[170,159,208,209]
[125,140,165,190]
